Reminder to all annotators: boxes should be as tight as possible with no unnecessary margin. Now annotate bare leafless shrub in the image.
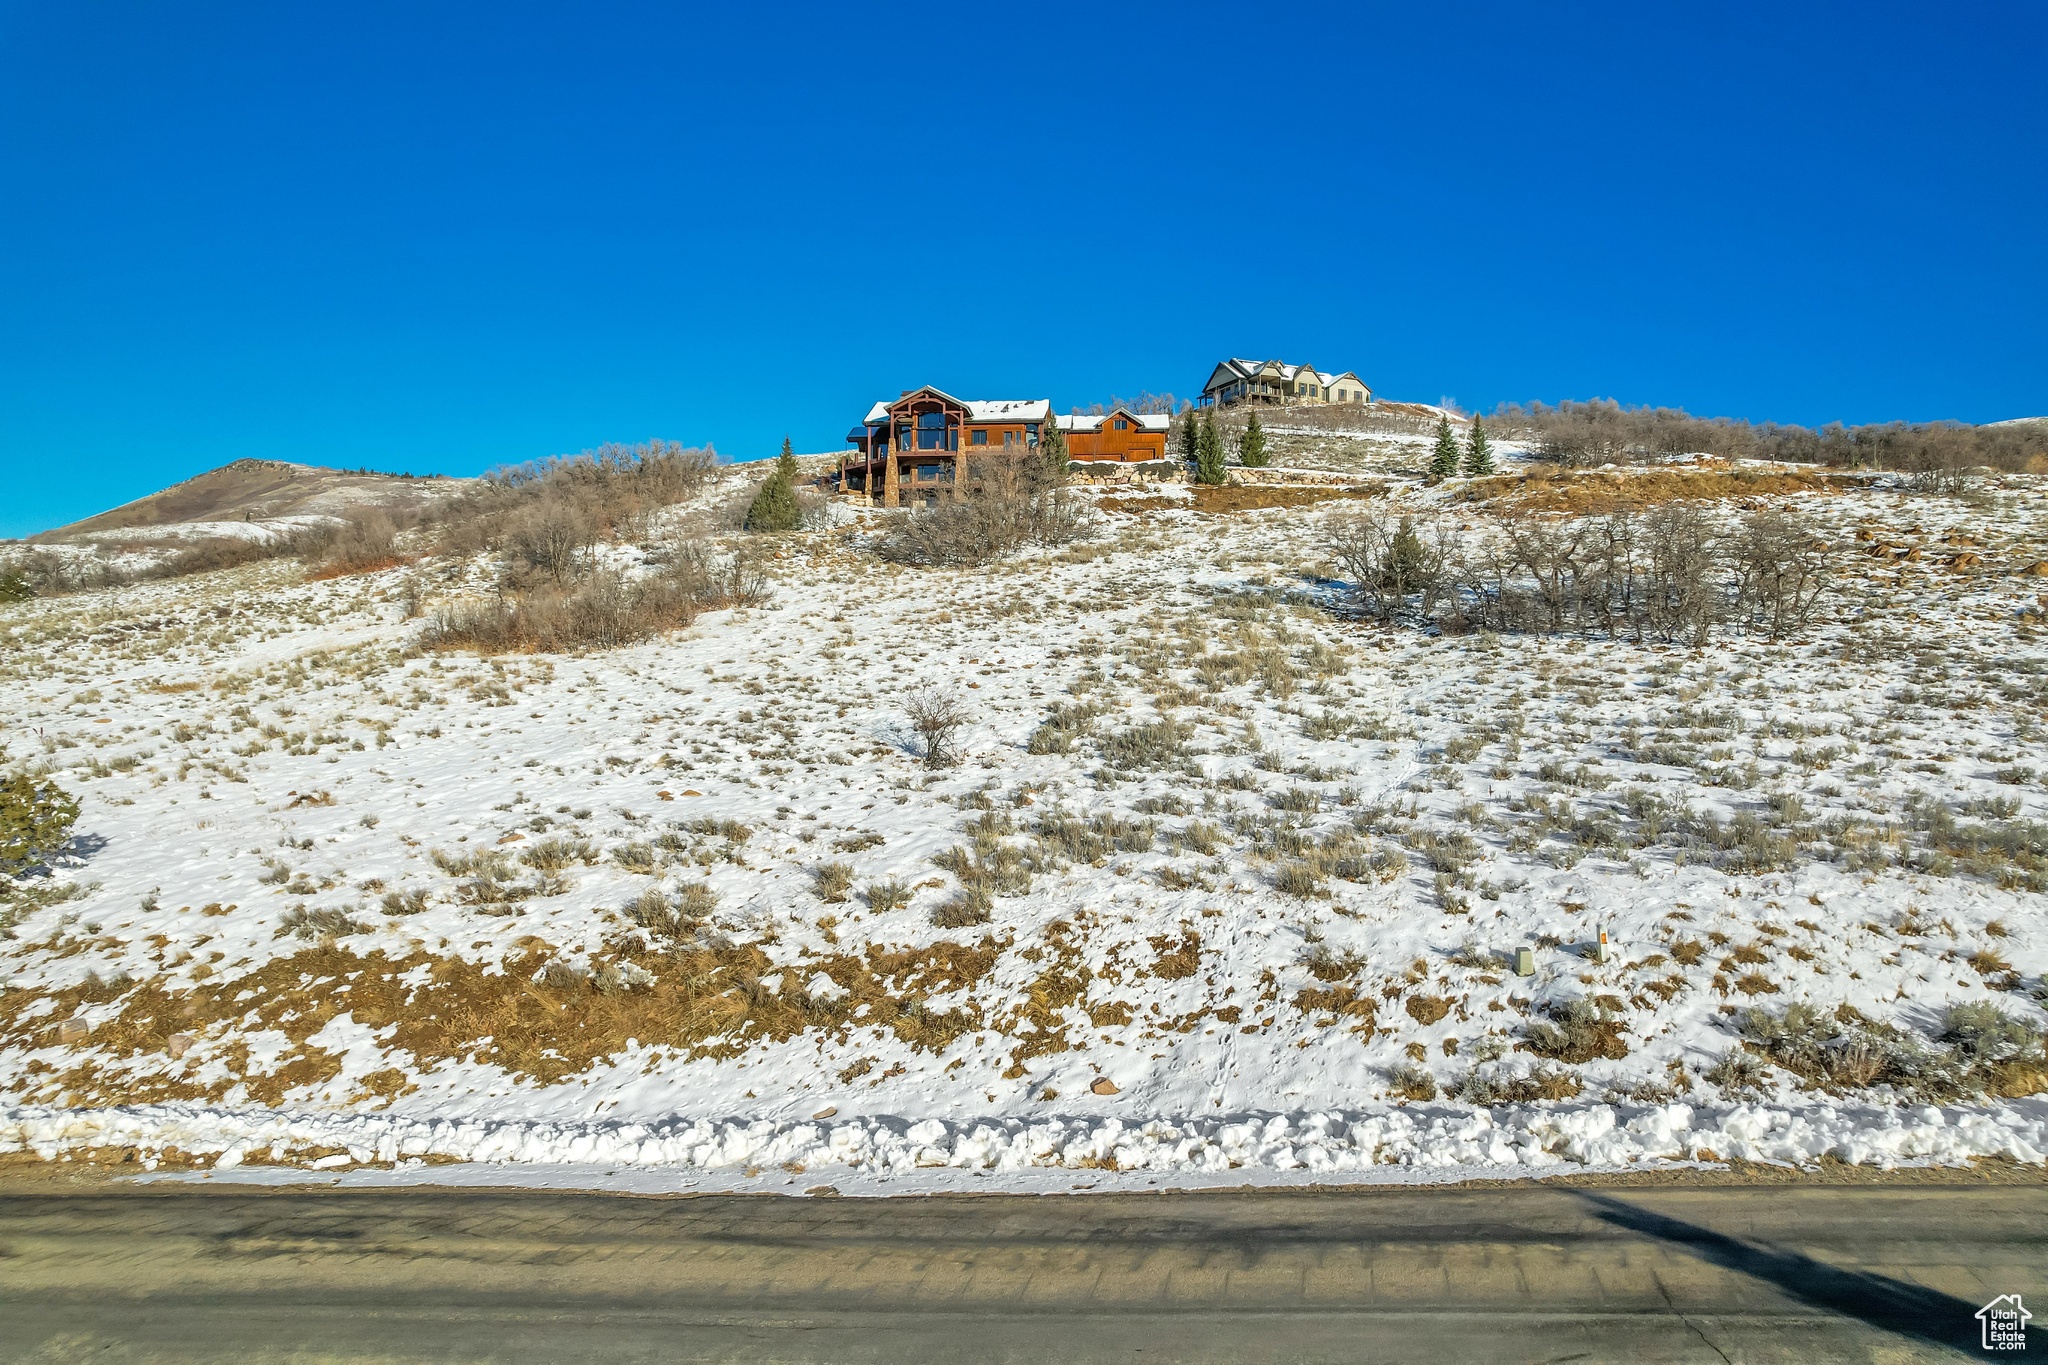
[424,544,766,655]
[304,511,408,579]
[1637,505,1721,644]
[878,454,1090,567]
[503,501,594,587]
[1329,503,1830,646]
[1326,509,1448,622]
[905,689,968,768]
[1729,511,1834,639]
[1486,399,2046,475]
[430,440,715,564]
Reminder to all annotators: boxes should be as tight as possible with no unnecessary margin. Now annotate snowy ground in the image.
[4,460,2048,1191]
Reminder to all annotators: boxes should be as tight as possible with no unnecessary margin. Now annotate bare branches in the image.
[904,689,969,768]
[1486,399,2043,476]
[1729,511,1834,640]
[1325,505,1835,643]
[878,455,1089,568]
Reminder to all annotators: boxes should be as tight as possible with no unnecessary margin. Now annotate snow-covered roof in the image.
[965,399,1051,422]
[858,395,1050,426]
[1057,410,1172,432]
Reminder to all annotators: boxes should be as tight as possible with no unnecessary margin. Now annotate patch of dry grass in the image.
[0,933,1009,1102]
[1457,464,1855,514]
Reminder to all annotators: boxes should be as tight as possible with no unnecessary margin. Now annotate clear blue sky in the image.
[3,1,2043,537]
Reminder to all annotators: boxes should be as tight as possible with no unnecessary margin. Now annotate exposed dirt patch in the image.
[1115,485,1386,515]
[1456,464,1864,514]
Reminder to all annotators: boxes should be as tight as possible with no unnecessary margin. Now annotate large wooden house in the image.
[839,386,1051,506]
[1200,358,1372,408]
[1059,408,1172,463]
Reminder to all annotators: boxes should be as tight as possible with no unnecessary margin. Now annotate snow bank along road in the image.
[1,1182,2042,1363]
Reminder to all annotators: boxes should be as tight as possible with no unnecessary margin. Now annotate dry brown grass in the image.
[1147,928,1202,980]
[1117,485,1384,515]
[305,555,415,582]
[1404,995,1453,1026]
[1292,984,1378,1038]
[0,934,1007,1103]
[1457,464,1854,514]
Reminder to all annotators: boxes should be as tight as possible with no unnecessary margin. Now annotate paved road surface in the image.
[1,1181,2042,1362]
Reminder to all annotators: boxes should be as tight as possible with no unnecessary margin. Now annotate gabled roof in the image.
[861,391,1050,425]
[1057,408,1172,432]
[1206,359,1370,393]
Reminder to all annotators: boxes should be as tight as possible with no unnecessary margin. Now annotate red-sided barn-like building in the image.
[1059,408,1172,464]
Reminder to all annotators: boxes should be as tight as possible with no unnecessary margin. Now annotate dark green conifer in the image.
[1429,414,1461,481]
[1194,410,1228,486]
[1463,419,1495,478]
[744,436,802,531]
[1237,411,1269,468]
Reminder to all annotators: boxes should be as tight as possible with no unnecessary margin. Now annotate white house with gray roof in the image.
[1200,358,1372,408]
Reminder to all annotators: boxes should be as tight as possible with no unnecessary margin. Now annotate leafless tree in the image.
[1730,511,1834,639]
[905,689,969,768]
[878,452,1087,567]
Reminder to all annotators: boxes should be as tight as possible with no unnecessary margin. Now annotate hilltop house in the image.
[840,386,1051,506]
[1201,358,1372,408]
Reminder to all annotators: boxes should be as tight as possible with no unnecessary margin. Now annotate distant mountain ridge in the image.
[33,459,471,542]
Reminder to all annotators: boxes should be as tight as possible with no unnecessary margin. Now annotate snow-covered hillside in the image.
[4,463,2047,1192]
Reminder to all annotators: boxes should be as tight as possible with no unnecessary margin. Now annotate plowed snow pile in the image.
[4,462,2047,1192]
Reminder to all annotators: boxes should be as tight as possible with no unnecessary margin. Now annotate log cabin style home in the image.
[1200,358,1372,408]
[839,386,1052,507]
[1058,408,1172,463]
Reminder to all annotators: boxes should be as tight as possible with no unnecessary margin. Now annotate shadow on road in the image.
[1573,1191,2042,1356]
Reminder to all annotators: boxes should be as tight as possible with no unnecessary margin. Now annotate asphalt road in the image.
[1,1181,2042,1363]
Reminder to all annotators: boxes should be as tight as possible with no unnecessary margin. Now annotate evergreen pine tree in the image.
[1037,412,1069,487]
[1237,410,1269,468]
[0,748,79,872]
[1462,418,1495,478]
[1177,407,1201,466]
[744,436,802,531]
[1194,410,1228,485]
[1428,414,1461,481]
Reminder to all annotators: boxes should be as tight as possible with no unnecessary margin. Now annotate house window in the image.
[915,411,951,450]
[971,430,988,445]
[1026,422,1039,445]
[917,465,939,481]
[1114,418,1128,430]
